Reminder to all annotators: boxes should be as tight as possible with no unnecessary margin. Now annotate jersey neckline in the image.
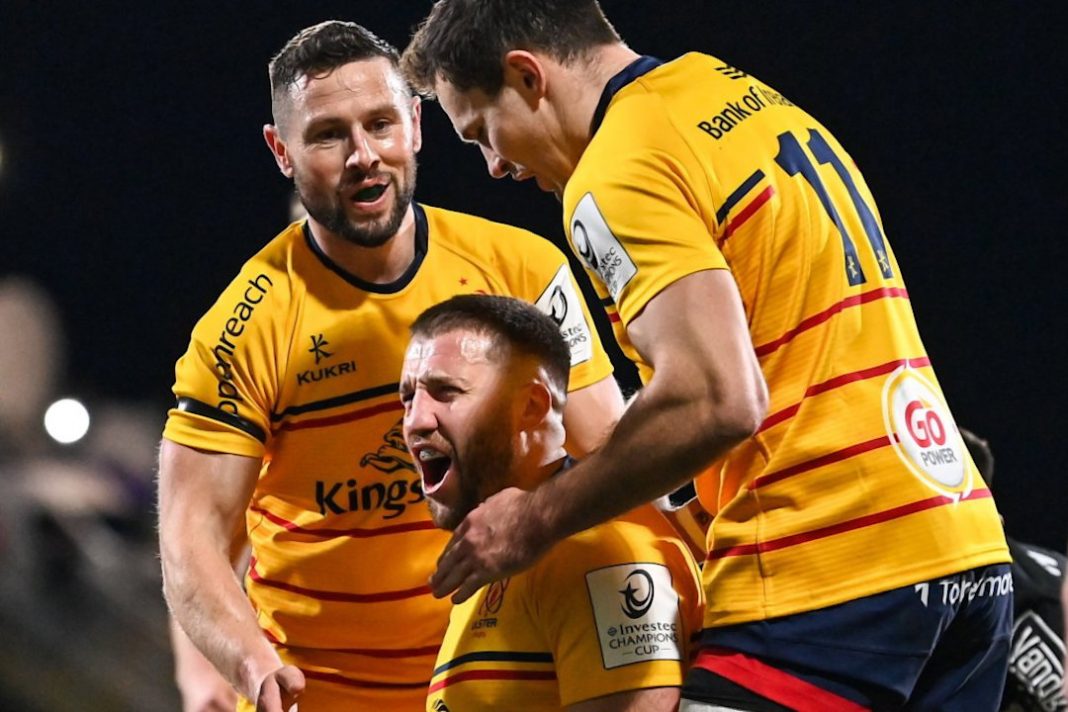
[589,55,664,138]
[301,202,430,294]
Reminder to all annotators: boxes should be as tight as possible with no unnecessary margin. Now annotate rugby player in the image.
[403,2,1013,709]
[401,294,703,712]
[158,20,628,712]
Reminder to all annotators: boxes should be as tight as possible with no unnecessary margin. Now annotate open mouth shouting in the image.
[344,177,391,213]
[413,444,454,495]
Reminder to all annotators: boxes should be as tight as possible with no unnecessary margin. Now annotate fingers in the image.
[278,665,306,700]
[255,680,282,712]
[451,570,488,605]
[430,551,471,598]
[256,666,304,712]
[430,523,472,598]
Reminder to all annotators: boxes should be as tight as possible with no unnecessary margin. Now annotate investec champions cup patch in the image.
[570,193,637,302]
[585,563,682,670]
[535,265,593,367]
[881,365,972,499]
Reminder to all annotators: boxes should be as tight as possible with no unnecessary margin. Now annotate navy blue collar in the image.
[589,55,664,137]
[553,455,577,476]
[303,202,429,294]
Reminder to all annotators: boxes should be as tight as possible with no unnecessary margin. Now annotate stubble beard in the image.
[429,413,516,532]
[296,160,418,248]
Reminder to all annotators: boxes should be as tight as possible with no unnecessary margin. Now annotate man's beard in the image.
[429,410,516,532]
[296,160,417,248]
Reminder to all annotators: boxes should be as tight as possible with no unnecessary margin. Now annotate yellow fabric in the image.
[562,53,1009,628]
[164,204,613,706]
[427,514,703,711]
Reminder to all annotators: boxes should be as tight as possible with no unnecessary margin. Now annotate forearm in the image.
[162,539,281,701]
[534,374,757,541]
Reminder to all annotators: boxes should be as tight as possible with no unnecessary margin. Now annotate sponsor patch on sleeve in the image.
[569,193,637,302]
[585,563,682,669]
[534,265,593,367]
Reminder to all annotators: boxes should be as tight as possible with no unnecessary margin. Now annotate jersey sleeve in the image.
[564,92,728,329]
[527,523,702,706]
[162,266,285,458]
[505,232,615,392]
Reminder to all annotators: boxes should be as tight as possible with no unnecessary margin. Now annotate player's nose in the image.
[346,128,381,171]
[404,389,438,434]
[480,145,512,180]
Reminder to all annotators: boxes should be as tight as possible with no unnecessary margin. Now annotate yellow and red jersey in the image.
[562,53,1009,628]
[427,511,703,711]
[164,203,613,708]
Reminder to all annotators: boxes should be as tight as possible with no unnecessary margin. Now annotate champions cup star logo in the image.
[308,333,332,364]
[619,569,655,619]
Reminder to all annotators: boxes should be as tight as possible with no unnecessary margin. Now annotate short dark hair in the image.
[269,21,407,125]
[960,428,995,487]
[410,294,571,401]
[402,0,620,96]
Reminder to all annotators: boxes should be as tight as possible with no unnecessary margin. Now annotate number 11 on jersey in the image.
[775,128,894,286]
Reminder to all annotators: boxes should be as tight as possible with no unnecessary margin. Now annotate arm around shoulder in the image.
[538,269,767,537]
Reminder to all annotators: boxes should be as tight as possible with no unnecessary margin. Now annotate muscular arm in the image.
[433,270,767,600]
[158,438,292,703]
[561,374,625,457]
[568,686,679,712]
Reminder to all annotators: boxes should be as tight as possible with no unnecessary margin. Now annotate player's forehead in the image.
[403,330,496,375]
[435,80,494,141]
[289,58,407,118]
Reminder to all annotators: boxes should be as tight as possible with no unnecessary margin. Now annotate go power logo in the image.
[586,563,682,669]
[882,365,972,499]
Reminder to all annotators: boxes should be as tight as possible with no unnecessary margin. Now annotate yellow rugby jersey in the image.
[562,54,1009,628]
[163,203,613,707]
[428,512,703,711]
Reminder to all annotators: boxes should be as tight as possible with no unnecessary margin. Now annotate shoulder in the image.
[421,203,565,264]
[188,223,303,334]
[537,519,694,587]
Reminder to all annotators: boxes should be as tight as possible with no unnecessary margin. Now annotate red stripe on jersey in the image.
[428,669,557,694]
[276,400,403,432]
[754,287,910,358]
[608,311,621,323]
[248,560,432,603]
[263,629,439,658]
[708,488,993,560]
[753,436,892,489]
[720,185,776,245]
[302,668,430,690]
[759,356,931,432]
[692,647,869,712]
[250,504,436,539]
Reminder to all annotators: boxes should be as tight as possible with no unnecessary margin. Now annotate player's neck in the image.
[554,43,641,179]
[508,438,569,492]
[308,207,417,285]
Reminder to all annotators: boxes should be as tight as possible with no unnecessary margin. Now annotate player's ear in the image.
[518,379,553,431]
[264,124,294,178]
[410,94,423,154]
[502,50,547,106]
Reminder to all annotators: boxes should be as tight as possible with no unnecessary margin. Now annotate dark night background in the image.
[1,0,1064,560]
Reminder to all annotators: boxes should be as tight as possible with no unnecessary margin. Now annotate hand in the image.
[430,487,554,603]
[178,673,238,712]
[255,665,305,712]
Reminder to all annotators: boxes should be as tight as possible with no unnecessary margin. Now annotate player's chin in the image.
[427,499,463,531]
